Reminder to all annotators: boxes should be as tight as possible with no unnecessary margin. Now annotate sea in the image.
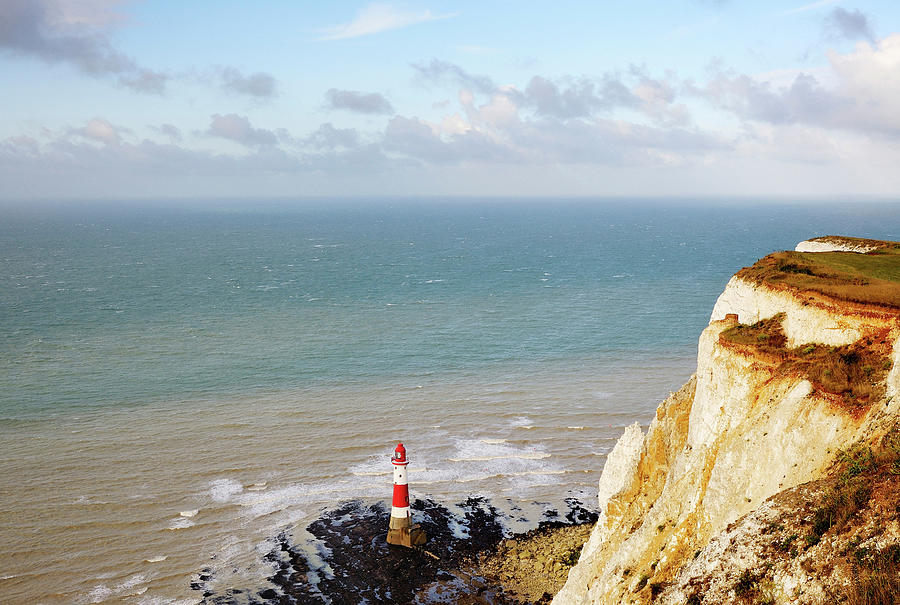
[1,199,899,604]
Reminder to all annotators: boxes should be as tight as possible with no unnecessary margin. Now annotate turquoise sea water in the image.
[5,199,898,418]
[1,199,899,603]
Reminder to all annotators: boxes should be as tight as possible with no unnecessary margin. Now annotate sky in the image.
[2,0,900,200]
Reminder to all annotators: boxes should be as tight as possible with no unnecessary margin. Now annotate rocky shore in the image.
[463,522,595,604]
[195,497,597,604]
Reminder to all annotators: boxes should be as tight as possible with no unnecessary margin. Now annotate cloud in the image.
[413,60,688,125]
[206,114,278,146]
[382,84,724,168]
[304,123,361,150]
[697,33,900,137]
[325,89,394,115]
[220,67,278,98]
[826,34,900,134]
[411,59,497,94]
[0,120,406,200]
[153,124,182,142]
[70,117,126,145]
[825,8,875,42]
[119,68,168,94]
[700,71,846,125]
[383,115,508,164]
[318,3,457,40]
[0,0,168,93]
[524,75,636,119]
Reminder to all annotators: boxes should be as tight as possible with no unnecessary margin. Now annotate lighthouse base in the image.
[387,515,426,548]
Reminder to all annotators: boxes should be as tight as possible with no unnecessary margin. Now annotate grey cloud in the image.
[382,111,724,167]
[411,59,497,95]
[0,137,302,181]
[206,114,278,146]
[411,61,685,124]
[301,143,395,174]
[383,116,501,163]
[154,123,183,142]
[325,89,394,115]
[119,69,168,94]
[221,67,278,98]
[2,135,41,157]
[701,72,851,126]
[0,128,400,195]
[504,117,726,165]
[524,75,638,119]
[0,0,168,93]
[826,8,875,42]
[304,123,361,150]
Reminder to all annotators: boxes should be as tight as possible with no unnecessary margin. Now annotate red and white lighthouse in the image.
[386,443,426,547]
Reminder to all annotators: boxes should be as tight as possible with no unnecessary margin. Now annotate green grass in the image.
[734,569,761,599]
[736,243,900,308]
[808,430,900,544]
[842,544,900,605]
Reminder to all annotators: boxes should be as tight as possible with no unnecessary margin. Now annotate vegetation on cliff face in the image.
[718,314,893,412]
[663,424,900,605]
[735,245,900,309]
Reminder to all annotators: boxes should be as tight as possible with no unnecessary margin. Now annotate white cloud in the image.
[70,117,125,145]
[318,3,457,40]
[699,33,900,137]
[826,35,900,134]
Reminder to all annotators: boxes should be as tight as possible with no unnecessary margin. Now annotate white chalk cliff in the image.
[554,239,900,605]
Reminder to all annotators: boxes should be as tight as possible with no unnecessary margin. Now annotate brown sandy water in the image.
[0,358,691,603]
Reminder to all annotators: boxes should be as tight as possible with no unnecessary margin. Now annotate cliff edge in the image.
[555,237,900,604]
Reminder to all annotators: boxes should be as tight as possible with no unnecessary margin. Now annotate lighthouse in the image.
[386,443,426,547]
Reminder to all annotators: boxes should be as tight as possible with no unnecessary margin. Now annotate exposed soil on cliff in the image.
[718,314,894,415]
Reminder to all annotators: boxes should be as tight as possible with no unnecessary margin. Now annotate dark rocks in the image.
[197,496,596,604]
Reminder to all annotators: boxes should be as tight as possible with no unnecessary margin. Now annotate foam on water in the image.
[208,479,243,503]
[235,484,311,520]
[447,452,551,461]
[168,517,195,530]
[508,416,533,429]
[88,574,148,603]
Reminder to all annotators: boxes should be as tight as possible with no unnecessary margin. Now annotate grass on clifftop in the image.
[736,242,900,309]
[719,314,893,411]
